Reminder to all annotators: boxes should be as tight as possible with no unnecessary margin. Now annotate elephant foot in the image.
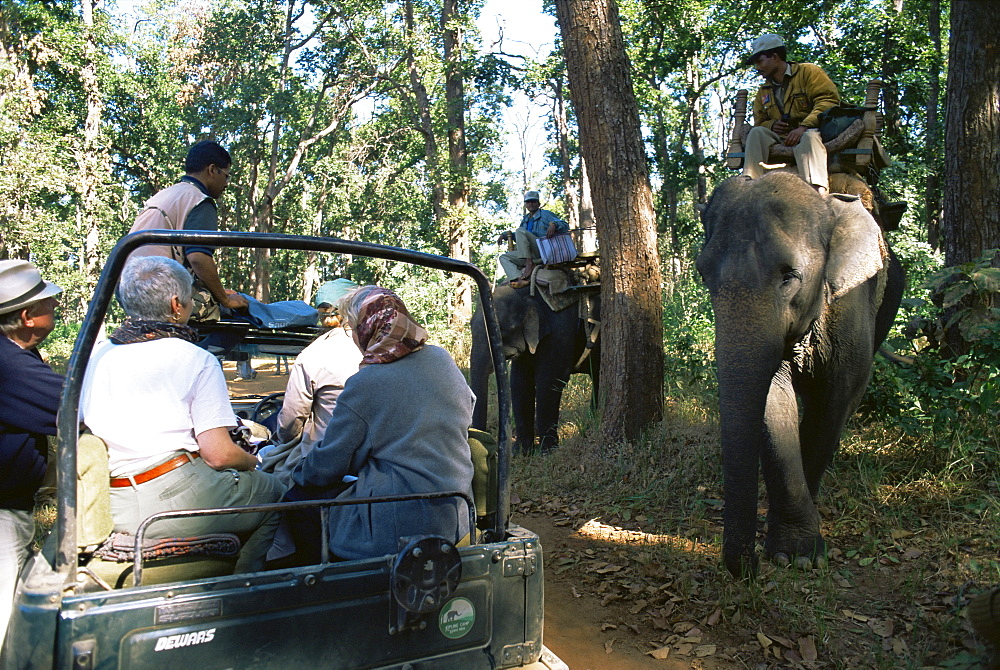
[765,534,828,571]
[722,538,759,581]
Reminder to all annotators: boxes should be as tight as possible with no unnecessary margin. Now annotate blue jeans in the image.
[0,509,34,649]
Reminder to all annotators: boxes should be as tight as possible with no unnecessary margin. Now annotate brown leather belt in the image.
[110,452,199,488]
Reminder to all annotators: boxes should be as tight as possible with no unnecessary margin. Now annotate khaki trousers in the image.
[742,126,829,190]
[498,228,542,281]
[110,456,284,573]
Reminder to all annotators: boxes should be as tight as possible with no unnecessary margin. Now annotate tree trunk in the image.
[441,0,472,324]
[553,76,580,231]
[79,0,107,311]
[685,58,707,205]
[924,0,942,250]
[554,0,664,444]
[943,0,1000,267]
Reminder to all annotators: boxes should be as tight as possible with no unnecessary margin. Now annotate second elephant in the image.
[470,283,600,454]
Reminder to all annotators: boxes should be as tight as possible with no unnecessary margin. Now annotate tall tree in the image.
[943,0,1000,267]
[554,0,663,444]
[924,0,942,250]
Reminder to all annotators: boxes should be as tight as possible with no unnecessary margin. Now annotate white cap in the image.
[0,260,62,315]
[747,33,785,64]
[523,190,540,202]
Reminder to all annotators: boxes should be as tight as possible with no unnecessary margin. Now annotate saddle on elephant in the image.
[726,79,906,232]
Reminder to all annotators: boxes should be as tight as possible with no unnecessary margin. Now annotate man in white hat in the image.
[741,33,840,195]
[0,260,63,648]
[498,190,569,287]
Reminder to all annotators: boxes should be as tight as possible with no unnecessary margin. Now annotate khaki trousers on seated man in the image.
[498,228,543,283]
[742,125,829,193]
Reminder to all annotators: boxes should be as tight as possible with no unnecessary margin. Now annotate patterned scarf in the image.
[109,319,200,345]
[352,289,427,365]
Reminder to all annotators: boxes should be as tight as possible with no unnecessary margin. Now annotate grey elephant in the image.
[470,283,600,454]
[695,172,904,579]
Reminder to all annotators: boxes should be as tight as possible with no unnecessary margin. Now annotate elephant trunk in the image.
[470,314,493,431]
[713,302,784,580]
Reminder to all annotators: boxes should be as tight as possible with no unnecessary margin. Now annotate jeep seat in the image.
[75,434,239,591]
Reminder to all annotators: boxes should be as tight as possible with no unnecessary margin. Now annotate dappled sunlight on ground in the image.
[575,518,719,558]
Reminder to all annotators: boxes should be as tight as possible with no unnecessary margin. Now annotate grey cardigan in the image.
[291,345,474,560]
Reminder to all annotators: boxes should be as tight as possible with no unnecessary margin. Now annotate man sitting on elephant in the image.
[498,191,568,288]
[741,33,840,196]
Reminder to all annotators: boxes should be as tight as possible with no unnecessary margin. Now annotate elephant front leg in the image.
[761,362,826,568]
[510,356,537,455]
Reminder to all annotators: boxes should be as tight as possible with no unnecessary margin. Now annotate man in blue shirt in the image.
[499,190,569,287]
[128,140,248,321]
[0,260,63,649]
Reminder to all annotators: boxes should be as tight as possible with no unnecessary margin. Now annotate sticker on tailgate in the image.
[438,597,475,639]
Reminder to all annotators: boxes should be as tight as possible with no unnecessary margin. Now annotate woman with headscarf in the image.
[80,256,284,573]
[287,286,474,561]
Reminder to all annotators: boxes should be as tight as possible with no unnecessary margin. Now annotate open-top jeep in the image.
[3,229,566,670]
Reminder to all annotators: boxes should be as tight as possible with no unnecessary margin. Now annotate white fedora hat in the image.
[0,260,62,315]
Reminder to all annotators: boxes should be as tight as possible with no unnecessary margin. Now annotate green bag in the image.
[817,103,874,142]
[468,428,499,531]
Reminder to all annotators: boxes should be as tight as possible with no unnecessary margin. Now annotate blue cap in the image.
[314,278,358,309]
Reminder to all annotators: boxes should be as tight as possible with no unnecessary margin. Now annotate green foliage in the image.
[661,268,716,399]
[861,250,1000,475]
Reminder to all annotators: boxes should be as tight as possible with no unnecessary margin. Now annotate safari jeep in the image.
[2,230,566,670]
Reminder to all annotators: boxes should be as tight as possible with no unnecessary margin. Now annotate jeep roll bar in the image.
[55,230,511,580]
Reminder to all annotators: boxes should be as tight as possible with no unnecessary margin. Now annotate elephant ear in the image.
[524,303,541,354]
[825,194,885,301]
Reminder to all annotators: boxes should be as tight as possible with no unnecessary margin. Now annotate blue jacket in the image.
[0,336,62,510]
[291,345,474,560]
[520,209,568,238]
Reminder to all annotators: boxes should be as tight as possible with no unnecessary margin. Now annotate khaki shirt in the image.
[752,62,840,130]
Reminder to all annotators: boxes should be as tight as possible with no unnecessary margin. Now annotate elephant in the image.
[470,282,600,455]
[695,172,905,579]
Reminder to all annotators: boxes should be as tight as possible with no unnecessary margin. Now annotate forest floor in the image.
[505,378,999,670]
[229,358,997,669]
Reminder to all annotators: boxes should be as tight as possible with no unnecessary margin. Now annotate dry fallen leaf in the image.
[772,634,793,649]
[571,586,581,599]
[843,609,869,623]
[601,623,618,631]
[604,639,615,654]
[601,593,622,606]
[647,646,671,659]
[694,645,716,657]
[676,643,694,655]
[706,608,721,626]
[757,632,772,649]
[595,564,625,574]
[630,599,648,615]
[868,618,894,638]
[651,617,670,631]
[673,621,697,634]
[799,635,818,661]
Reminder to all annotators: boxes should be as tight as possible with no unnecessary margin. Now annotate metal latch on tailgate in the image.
[501,641,538,665]
[501,541,537,577]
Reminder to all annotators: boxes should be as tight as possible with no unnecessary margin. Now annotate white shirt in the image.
[262,327,361,485]
[80,338,236,477]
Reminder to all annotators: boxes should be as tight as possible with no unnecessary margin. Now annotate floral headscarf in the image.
[349,287,427,365]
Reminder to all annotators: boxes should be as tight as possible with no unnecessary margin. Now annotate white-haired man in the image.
[0,260,63,648]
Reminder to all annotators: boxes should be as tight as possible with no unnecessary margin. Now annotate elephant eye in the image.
[781,269,801,285]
